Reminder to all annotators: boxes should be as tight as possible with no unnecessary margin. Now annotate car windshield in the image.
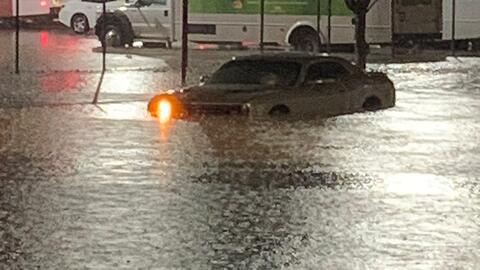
[207,60,302,87]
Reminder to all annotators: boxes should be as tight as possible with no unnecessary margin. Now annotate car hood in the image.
[180,84,277,104]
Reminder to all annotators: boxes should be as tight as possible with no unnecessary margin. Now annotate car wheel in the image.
[71,14,89,34]
[362,96,382,111]
[269,105,290,116]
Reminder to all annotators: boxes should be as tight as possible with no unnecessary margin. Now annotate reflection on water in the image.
[40,71,82,92]
[384,173,456,196]
[1,56,480,269]
[90,102,150,121]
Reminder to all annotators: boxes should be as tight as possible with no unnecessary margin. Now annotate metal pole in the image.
[181,0,188,86]
[451,0,456,56]
[316,0,320,34]
[93,1,106,104]
[102,1,106,71]
[327,0,332,52]
[391,0,396,58]
[260,0,265,52]
[15,0,19,74]
[170,0,175,48]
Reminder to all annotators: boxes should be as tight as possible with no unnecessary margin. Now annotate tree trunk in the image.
[355,7,368,69]
[345,0,370,70]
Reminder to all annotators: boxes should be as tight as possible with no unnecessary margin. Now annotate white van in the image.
[58,0,126,34]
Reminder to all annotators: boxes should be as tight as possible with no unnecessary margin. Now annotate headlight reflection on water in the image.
[385,173,456,196]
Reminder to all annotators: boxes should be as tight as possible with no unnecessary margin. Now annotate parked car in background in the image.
[148,53,396,123]
[58,0,125,34]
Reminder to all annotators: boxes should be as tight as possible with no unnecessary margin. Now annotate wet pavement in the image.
[1,30,480,269]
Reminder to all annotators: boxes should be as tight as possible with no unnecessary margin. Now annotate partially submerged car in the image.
[148,53,396,122]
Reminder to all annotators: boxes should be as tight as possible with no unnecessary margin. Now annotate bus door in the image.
[393,0,442,38]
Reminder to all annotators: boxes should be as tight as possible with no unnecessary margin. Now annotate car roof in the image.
[232,53,354,65]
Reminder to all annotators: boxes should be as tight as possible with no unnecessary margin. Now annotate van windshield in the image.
[207,60,301,87]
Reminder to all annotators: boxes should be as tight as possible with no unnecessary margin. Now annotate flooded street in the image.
[1,30,480,269]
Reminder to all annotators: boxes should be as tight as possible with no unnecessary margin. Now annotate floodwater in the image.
[1,30,480,269]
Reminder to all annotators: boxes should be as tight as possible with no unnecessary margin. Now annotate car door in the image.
[136,0,171,39]
[295,61,351,117]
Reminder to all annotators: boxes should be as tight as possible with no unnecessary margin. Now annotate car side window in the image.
[305,62,350,83]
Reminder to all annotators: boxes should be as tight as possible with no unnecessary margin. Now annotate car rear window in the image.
[207,60,301,87]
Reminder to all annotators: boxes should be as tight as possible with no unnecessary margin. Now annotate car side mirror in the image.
[199,75,210,85]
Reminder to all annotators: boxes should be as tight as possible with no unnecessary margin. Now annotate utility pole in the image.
[181,0,189,86]
[92,1,107,104]
[15,0,19,74]
[327,0,332,52]
[345,0,370,69]
[102,1,106,72]
[451,0,456,56]
[391,0,396,58]
[260,0,265,52]
[316,0,321,35]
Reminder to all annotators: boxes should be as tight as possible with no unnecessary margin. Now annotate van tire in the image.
[71,14,89,34]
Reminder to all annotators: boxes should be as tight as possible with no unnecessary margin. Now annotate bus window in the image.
[401,0,432,6]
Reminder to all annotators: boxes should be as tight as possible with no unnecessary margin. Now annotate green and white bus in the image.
[99,0,480,50]
[180,0,392,50]
[102,0,393,50]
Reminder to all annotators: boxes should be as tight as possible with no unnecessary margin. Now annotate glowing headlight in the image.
[148,94,183,123]
[157,100,172,124]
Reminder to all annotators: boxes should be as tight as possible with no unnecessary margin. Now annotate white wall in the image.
[12,0,51,16]
[443,0,480,40]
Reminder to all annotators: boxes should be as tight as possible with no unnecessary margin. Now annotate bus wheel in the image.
[291,28,320,53]
[103,25,123,47]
